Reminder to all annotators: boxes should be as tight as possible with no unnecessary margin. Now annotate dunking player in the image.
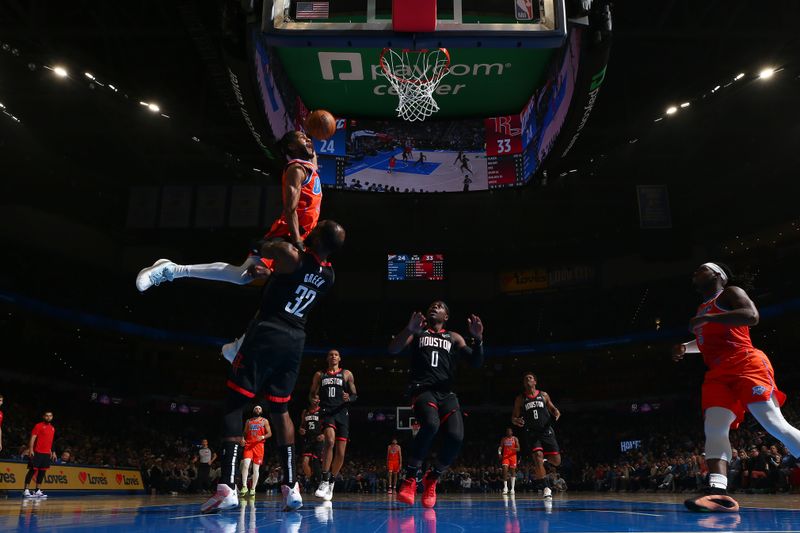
[299,398,324,487]
[200,220,345,513]
[136,130,322,293]
[512,372,561,499]
[311,349,358,501]
[673,263,800,512]
[389,301,484,508]
[499,428,520,495]
[386,438,402,494]
[23,411,56,499]
[240,406,271,497]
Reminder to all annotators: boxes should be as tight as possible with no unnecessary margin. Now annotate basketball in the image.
[305,110,337,140]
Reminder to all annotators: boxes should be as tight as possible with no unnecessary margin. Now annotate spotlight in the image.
[734,72,745,80]
[27,62,37,71]
[665,106,678,115]
[11,48,19,56]
[108,84,117,91]
[0,102,4,109]
[712,85,721,92]
[147,103,160,112]
[53,66,68,78]
[1,43,9,51]
[84,72,95,80]
[680,102,690,108]
[758,68,775,79]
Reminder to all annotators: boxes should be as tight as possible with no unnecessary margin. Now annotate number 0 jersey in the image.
[409,329,459,393]
[258,251,334,330]
[520,390,551,431]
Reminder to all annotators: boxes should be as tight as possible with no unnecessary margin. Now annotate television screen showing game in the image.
[388,254,445,281]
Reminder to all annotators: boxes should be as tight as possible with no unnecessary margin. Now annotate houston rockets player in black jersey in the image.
[389,301,484,508]
[309,349,358,501]
[298,398,324,486]
[512,372,561,499]
[200,220,345,514]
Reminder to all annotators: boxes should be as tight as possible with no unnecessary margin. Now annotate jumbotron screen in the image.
[252,30,582,192]
[388,254,445,281]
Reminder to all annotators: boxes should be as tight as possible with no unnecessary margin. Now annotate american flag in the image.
[296,2,329,19]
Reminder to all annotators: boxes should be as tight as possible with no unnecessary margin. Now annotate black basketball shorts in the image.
[227,320,305,405]
[523,426,560,456]
[322,409,350,441]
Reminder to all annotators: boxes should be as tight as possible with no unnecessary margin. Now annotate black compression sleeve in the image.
[460,339,484,368]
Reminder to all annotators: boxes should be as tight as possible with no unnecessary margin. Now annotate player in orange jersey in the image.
[240,405,271,497]
[386,438,402,494]
[499,428,520,494]
[673,263,800,512]
[135,130,322,293]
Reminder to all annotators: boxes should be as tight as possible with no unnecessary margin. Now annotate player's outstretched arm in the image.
[260,241,302,274]
[388,312,426,354]
[343,370,358,403]
[308,372,322,404]
[283,164,306,251]
[453,314,485,368]
[511,395,525,427]
[543,392,560,421]
[691,286,759,329]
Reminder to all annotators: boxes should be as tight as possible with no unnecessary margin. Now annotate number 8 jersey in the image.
[410,329,458,392]
[259,251,335,330]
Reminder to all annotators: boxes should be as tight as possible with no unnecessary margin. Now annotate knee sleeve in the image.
[223,389,251,438]
[436,410,464,468]
[704,407,736,462]
[749,395,800,457]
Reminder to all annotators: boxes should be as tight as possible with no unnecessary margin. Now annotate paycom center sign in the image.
[274,47,554,118]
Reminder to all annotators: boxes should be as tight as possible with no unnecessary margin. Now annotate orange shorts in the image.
[501,455,518,468]
[702,349,786,428]
[243,444,265,465]
[387,461,400,473]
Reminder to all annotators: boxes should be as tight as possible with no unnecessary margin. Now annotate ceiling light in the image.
[680,102,690,108]
[84,72,95,80]
[734,72,745,80]
[147,103,160,112]
[53,66,68,78]
[665,106,678,115]
[0,102,4,109]
[712,85,721,92]
[758,68,774,79]
[654,117,663,122]
[108,84,117,91]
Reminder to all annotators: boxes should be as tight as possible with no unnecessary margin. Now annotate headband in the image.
[702,262,728,283]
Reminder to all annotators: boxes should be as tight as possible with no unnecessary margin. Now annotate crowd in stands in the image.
[2,375,799,497]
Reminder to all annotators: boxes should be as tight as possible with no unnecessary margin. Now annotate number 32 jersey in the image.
[259,251,335,330]
[410,329,459,392]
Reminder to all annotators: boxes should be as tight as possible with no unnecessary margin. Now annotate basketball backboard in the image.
[264,0,567,48]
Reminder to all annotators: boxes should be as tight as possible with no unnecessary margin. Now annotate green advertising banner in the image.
[274,47,555,118]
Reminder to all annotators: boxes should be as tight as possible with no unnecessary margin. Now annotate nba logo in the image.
[515,0,534,21]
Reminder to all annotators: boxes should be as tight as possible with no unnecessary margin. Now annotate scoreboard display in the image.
[388,254,444,281]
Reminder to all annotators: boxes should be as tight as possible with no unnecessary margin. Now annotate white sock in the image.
[241,459,251,490]
[510,477,516,490]
[503,481,508,489]
[180,260,255,285]
[251,465,260,491]
[709,473,727,490]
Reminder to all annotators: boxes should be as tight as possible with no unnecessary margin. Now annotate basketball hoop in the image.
[379,48,451,122]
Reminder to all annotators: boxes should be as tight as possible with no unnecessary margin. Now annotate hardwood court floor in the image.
[2,491,800,532]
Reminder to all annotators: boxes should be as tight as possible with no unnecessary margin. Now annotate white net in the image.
[379,48,450,122]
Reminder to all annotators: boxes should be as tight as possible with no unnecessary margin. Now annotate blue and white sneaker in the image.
[136,259,176,292]
[281,482,303,511]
